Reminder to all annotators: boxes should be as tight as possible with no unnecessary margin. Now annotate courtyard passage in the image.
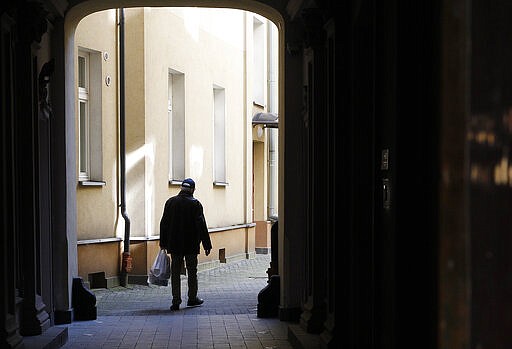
[60,254,294,348]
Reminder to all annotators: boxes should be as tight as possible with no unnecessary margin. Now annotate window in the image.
[253,16,265,106]
[213,85,226,184]
[168,69,185,182]
[78,53,90,180]
[78,49,103,183]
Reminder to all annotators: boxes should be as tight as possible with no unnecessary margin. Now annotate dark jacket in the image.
[159,190,212,255]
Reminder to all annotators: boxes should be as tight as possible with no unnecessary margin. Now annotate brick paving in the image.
[59,254,294,348]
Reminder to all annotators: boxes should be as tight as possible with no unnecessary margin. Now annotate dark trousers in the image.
[170,253,198,305]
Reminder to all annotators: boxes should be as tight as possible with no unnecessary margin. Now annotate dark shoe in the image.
[187,298,204,307]
[170,304,179,311]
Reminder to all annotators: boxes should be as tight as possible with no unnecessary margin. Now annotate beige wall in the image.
[209,226,255,261]
[75,10,119,241]
[77,241,120,280]
[125,8,148,237]
[255,220,271,249]
[75,9,274,279]
[144,8,248,233]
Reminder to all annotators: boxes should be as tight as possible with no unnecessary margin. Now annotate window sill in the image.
[169,179,184,186]
[79,180,106,187]
[213,181,229,187]
[77,237,122,245]
[208,222,255,233]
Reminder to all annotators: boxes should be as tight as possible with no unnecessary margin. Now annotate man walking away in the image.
[159,178,212,311]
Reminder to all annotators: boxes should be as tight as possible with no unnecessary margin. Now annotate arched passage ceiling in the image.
[64,0,289,30]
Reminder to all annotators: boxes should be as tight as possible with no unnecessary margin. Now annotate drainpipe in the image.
[267,22,278,219]
[243,11,249,224]
[119,8,132,287]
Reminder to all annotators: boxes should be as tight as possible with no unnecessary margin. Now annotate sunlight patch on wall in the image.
[126,144,148,172]
[145,139,155,236]
[184,8,200,42]
[189,145,204,180]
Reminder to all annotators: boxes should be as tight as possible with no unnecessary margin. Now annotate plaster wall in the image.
[75,10,119,240]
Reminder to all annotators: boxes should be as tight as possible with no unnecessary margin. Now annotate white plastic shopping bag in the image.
[148,249,171,286]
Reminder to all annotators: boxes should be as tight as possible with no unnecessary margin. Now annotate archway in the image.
[62,0,288,319]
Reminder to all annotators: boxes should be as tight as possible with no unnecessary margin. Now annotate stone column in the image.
[279,17,306,321]
[51,16,76,325]
[320,17,337,348]
[1,10,23,349]
[15,2,50,336]
[299,8,328,335]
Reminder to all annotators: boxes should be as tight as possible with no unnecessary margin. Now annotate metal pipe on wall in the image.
[268,21,278,219]
[119,8,132,287]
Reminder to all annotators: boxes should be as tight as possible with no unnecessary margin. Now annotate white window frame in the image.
[78,52,90,181]
[78,48,103,184]
[253,15,266,107]
[213,85,227,185]
[168,69,185,183]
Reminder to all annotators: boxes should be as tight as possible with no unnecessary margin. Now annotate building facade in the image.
[73,8,278,287]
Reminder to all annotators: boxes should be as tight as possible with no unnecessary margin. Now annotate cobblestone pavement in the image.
[60,254,294,348]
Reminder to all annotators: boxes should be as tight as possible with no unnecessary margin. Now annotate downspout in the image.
[119,8,132,287]
[267,21,278,221]
[243,12,250,256]
[243,11,249,224]
[268,22,278,219]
